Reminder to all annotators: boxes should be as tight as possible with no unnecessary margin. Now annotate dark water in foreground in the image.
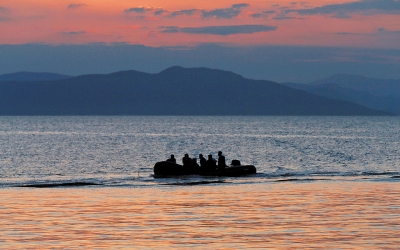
[1,116,399,248]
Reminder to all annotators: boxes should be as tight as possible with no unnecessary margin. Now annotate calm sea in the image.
[1,116,400,248]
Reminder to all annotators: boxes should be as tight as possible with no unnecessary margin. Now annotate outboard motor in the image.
[231,160,241,166]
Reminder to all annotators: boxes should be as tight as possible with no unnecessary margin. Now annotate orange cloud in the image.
[0,0,399,49]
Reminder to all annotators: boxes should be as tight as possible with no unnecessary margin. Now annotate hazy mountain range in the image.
[283,74,400,115]
[0,72,72,82]
[0,67,394,116]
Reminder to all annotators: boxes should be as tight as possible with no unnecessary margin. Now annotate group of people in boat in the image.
[166,151,227,172]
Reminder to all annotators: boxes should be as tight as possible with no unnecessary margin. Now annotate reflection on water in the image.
[1,182,400,249]
[1,117,400,248]
[1,116,400,187]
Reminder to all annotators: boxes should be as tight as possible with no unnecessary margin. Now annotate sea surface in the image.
[1,116,400,249]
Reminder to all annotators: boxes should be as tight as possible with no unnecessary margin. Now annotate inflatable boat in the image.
[153,161,256,178]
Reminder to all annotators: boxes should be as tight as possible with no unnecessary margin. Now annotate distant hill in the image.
[0,67,392,116]
[0,72,72,82]
[283,74,400,115]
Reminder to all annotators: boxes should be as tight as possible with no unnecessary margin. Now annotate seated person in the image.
[166,154,176,163]
[199,154,207,168]
[217,151,227,170]
[182,153,192,167]
[191,158,200,170]
[206,154,217,171]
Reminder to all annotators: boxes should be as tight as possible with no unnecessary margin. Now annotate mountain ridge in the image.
[0,72,72,82]
[0,67,393,116]
[283,74,400,114]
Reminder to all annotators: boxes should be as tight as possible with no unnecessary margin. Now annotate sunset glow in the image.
[2,182,400,248]
[1,0,400,48]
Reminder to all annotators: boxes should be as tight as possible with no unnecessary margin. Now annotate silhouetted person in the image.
[199,154,207,168]
[182,153,191,167]
[191,158,200,170]
[206,154,217,171]
[217,151,227,170]
[166,154,176,163]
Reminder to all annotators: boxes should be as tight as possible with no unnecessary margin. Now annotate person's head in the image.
[208,154,212,159]
[218,151,222,156]
[171,154,175,158]
[192,158,197,163]
[185,153,189,157]
[199,154,203,157]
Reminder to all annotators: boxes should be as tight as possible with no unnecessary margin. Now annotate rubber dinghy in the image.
[153,161,257,178]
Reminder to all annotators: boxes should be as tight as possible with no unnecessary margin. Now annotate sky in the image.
[1,0,400,82]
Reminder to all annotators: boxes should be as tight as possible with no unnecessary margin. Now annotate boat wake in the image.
[17,182,102,188]
[1,170,399,189]
[162,180,227,186]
